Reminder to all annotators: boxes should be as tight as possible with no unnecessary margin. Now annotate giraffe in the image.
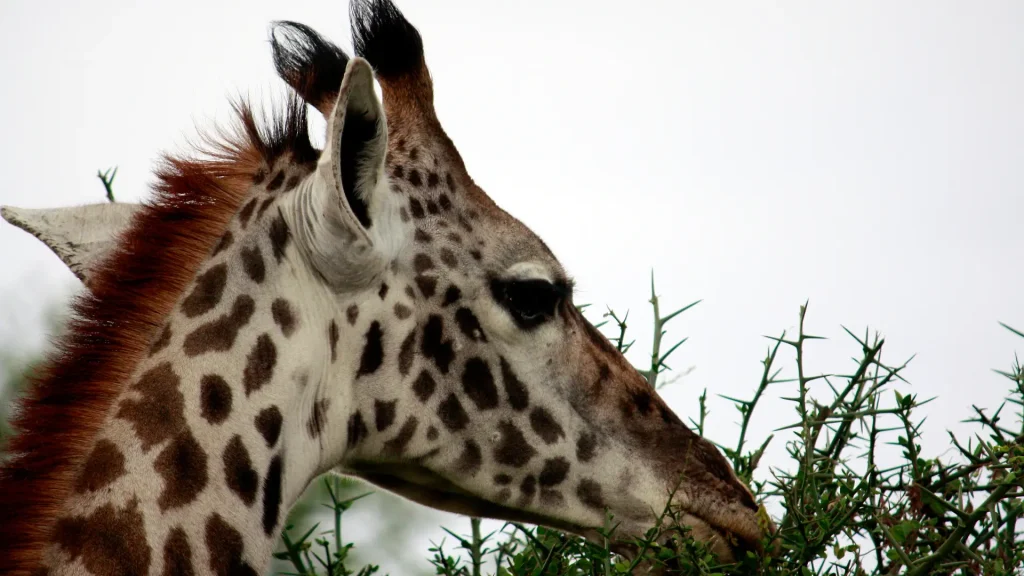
[0,1,773,574]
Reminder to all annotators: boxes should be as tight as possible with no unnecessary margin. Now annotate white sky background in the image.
[1,0,1023,573]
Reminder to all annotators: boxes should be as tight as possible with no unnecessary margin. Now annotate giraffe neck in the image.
[43,188,381,575]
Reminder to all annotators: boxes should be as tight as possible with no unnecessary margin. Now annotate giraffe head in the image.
[2,0,771,565]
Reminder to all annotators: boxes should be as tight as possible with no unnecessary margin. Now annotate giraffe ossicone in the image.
[0,1,774,574]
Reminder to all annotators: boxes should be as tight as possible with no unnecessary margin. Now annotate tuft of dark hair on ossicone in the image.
[270,21,351,113]
[350,0,425,81]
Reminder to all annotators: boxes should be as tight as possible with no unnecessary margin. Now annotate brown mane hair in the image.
[0,97,316,575]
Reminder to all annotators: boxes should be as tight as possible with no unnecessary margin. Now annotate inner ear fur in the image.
[295,57,393,290]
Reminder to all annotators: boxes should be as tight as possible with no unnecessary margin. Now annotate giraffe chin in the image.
[338,464,756,568]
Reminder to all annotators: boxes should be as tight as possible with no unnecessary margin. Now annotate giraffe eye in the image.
[490,278,567,329]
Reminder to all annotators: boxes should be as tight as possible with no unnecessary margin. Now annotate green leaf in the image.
[890,520,919,544]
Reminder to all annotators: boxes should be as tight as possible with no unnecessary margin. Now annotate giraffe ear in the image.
[1,203,140,288]
[299,56,399,288]
[320,56,387,232]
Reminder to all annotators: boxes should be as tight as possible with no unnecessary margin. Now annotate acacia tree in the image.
[278,296,1024,576]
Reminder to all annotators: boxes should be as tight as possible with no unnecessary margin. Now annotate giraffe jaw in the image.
[339,462,587,534]
[338,462,751,564]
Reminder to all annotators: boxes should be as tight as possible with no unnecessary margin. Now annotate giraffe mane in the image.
[0,96,317,575]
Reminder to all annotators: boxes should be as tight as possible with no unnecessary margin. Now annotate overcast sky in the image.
[2,1,1023,573]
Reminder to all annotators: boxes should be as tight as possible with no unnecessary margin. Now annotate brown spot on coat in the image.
[205,514,258,576]
[408,169,422,187]
[439,193,453,211]
[150,325,172,355]
[462,357,499,410]
[414,228,432,243]
[212,231,234,256]
[240,246,265,283]
[412,370,437,402]
[182,295,255,356]
[74,439,126,493]
[494,420,536,468]
[437,393,469,431]
[262,456,283,535]
[427,171,440,188]
[499,358,529,411]
[541,489,565,507]
[181,263,228,318]
[238,198,258,228]
[529,407,566,444]
[356,321,384,377]
[439,248,458,268]
[520,475,537,500]
[200,374,232,425]
[455,308,487,342]
[442,286,461,306]
[268,211,291,262]
[539,457,570,487]
[398,330,416,376]
[155,429,209,511]
[409,198,425,218]
[347,411,368,448]
[255,197,276,221]
[415,275,437,298]
[426,426,439,441]
[456,440,482,475]
[53,499,151,576]
[116,362,185,451]
[267,171,285,191]
[382,416,418,456]
[255,406,283,448]
[329,320,340,362]
[393,302,412,320]
[576,479,605,510]
[243,334,277,396]
[413,254,434,274]
[346,304,359,325]
[576,432,597,462]
[421,315,454,373]
[162,526,195,576]
[223,435,259,506]
[374,399,398,432]
[271,298,297,337]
